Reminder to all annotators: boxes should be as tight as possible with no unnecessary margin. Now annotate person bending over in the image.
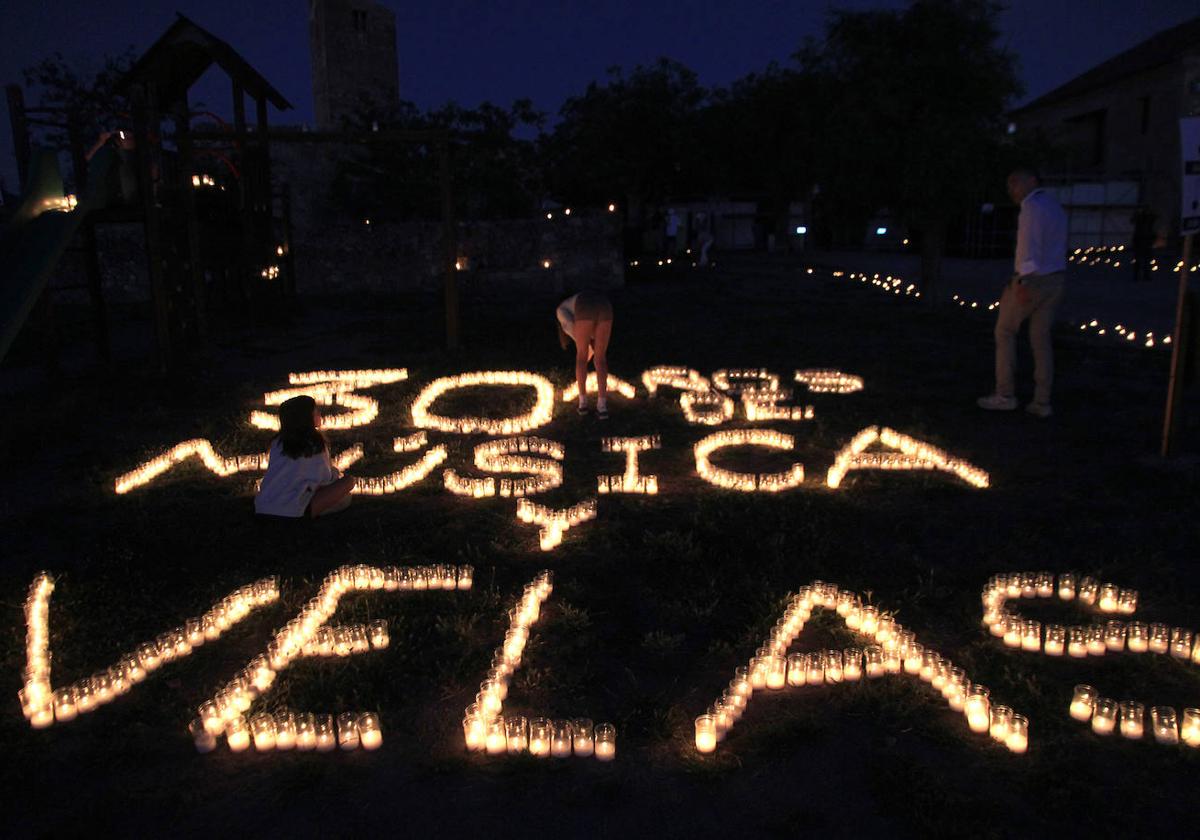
[255,395,356,518]
[556,290,614,419]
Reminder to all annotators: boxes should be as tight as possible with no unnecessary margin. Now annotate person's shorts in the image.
[574,291,613,322]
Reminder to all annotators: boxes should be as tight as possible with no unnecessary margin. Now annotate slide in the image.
[0,146,115,363]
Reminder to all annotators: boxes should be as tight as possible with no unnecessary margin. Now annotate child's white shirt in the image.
[254,439,338,518]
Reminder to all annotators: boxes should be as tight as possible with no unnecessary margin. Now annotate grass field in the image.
[3,256,1199,838]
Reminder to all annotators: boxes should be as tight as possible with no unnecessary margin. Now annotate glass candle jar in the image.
[484,716,507,755]
[53,688,77,723]
[296,713,316,750]
[1020,572,1037,599]
[1091,698,1118,735]
[337,712,359,750]
[806,652,826,685]
[551,720,573,757]
[190,718,217,753]
[919,651,941,683]
[764,656,786,690]
[1171,628,1193,660]
[1057,572,1076,601]
[1006,715,1029,754]
[1043,625,1065,656]
[529,718,551,757]
[1117,588,1137,614]
[1180,708,1200,747]
[572,719,594,756]
[945,669,969,711]
[252,713,277,751]
[965,685,990,733]
[358,712,382,750]
[1003,618,1022,649]
[903,643,924,675]
[825,650,844,684]
[315,714,336,752]
[1119,701,1144,739]
[1098,584,1119,613]
[989,705,1013,743]
[931,660,951,692]
[1149,623,1170,654]
[226,714,251,752]
[843,648,863,682]
[695,714,718,753]
[1152,706,1179,744]
[1067,627,1088,658]
[787,653,807,686]
[749,656,769,690]
[1036,572,1054,598]
[1127,622,1149,653]
[505,716,528,753]
[1086,626,1107,656]
[1104,621,1126,652]
[1070,685,1096,721]
[883,648,902,674]
[859,606,879,636]
[864,646,884,678]
[368,620,389,649]
[595,723,616,761]
[1078,577,1098,606]
[275,712,297,750]
[1021,621,1042,652]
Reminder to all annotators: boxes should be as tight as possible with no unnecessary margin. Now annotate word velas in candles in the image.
[462,571,616,761]
[411,370,557,435]
[982,571,1200,747]
[826,426,989,489]
[196,564,472,754]
[598,435,661,495]
[693,429,805,493]
[19,573,279,729]
[697,580,1027,756]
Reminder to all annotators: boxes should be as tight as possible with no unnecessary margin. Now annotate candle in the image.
[1181,709,1200,747]
[965,685,990,733]
[275,712,297,750]
[252,713,277,751]
[53,688,77,723]
[806,652,825,685]
[506,716,529,753]
[864,647,884,678]
[338,712,359,750]
[1152,707,1179,744]
[1091,698,1117,735]
[695,714,718,754]
[551,720,573,757]
[1005,715,1029,754]
[1149,624,1170,654]
[485,717,507,755]
[226,715,251,752]
[1068,627,1088,658]
[190,718,217,753]
[529,718,551,757]
[883,649,902,674]
[1057,572,1076,601]
[1003,619,1022,648]
[1119,702,1144,739]
[1086,626,1107,656]
[843,648,863,682]
[1044,625,1065,656]
[766,656,787,690]
[903,643,923,675]
[595,723,616,761]
[1036,573,1054,598]
[1070,685,1096,722]
[919,651,940,683]
[463,713,486,751]
[787,653,807,686]
[1078,577,1098,606]
[358,713,383,750]
[1128,622,1149,653]
[989,705,1013,742]
[825,650,844,684]
[315,714,336,752]
[296,713,317,750]
[1104,621,1126,652]
[572,719,595,757]
[1118,588,1138,614]
[1020,621,1041,652]
[1171,628,1193,659]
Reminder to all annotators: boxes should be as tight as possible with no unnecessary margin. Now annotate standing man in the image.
[1130,205,1157,283]
[977,167,1067,418]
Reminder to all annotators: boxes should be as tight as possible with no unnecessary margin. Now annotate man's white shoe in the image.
[977,394,1018,411]
[1025,402,1053,418]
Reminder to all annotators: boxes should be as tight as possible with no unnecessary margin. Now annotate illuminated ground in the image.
[3,255,1199,836]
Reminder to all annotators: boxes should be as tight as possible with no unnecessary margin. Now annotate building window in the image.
[1064,108,1107,169]
[352,9,367,32]
[1139,96,1151,134]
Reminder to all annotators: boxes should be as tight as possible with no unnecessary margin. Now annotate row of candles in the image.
[680,390,737,425]
[693,429,805,493]
[443,437,565,498]
[197,564,472,753]
[831,270,921,299]
[195,710,383,753]
[114,438,270,494]
[641,366,711,396]
[298,621,390,657]
[741,390,815,422]
[350,446,448,496]
[462,572,617,760]
[561,372,638,402]
[252,389,379,431]
[598,436,660,495]
[793,369,865,394]
[410,370,557,436]
[515,498,598,551]
[19,574,279,729]
[696,580,1026,755]
[984,571,1200,747]
[826,426,989,489]
[1068,244,1199,275]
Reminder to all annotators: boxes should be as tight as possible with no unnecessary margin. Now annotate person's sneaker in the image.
[977,394,1018,411]
[1025,402,1053,419]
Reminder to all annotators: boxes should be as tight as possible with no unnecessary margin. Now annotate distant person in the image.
[978,167,1067,418]
[1130,205,1157,283]
[255,395,356,518]
[556,290,614,419]
[695,211,715,266]
[664,208,680,257]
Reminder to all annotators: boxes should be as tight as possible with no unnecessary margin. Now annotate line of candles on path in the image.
[1068,244,1199,276]
[193,710,384,753]
[696,580,1026,755]
[19,573,279,729]
[410,370,557,435]
[598,435,660,495]
[693,429,805,492]
[196,564,472,754]
[983,571,1200,747]
[826,426,990,489]
[445,437,566,498]
[515,498,598,551]
[462,571,617,760]
[561,372,638,402]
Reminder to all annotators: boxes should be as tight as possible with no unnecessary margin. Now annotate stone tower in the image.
[309,0,400,128]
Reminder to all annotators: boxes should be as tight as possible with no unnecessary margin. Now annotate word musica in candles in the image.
[516,498,598,551]
[411,370,556,435]
[697,580,1027,755]
[982,571,1200,747]
[561,373,638,403]
[197,564,472,754]
[19,573,279,729]
[794,369,865,394]
[598,435,661,495]
[693,429,805,493]
[462,571,616,761]
[445,437,565,499]
[826,426,989,490]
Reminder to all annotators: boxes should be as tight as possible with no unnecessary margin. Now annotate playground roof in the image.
[117,14,293,111]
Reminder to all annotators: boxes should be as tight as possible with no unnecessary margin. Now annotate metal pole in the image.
[1162,233,1194,456]
[440,137,459,351]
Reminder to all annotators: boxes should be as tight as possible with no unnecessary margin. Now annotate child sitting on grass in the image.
[254,395,356,518]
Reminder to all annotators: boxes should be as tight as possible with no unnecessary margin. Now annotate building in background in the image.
[1008,16,1200,248]
[309,0,400,128]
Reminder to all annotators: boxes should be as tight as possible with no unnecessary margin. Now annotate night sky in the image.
[1,0,1196,190]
